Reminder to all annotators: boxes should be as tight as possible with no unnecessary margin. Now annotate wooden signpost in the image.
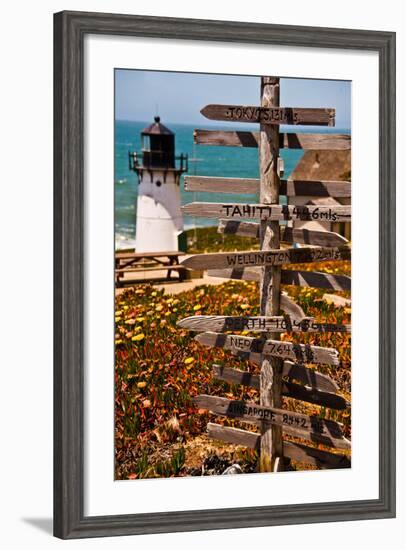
[211,365,349,410]
[207,267,351,291]
[182,246,351,270]
[193,395,350,450]
[194,129,351,150]
[177,74,351,473]
[184,175,351,198]
[231,356,340,394]
[181,202,351,222]
[178,315,351,333]
[217,221,349,247]
[200,104,335,126]
[195,331,340,365]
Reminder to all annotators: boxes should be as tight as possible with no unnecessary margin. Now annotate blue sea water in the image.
[115,120,350,249]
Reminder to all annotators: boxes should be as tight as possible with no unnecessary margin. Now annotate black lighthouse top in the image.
[129,116,188,177]
[140,116,175,168]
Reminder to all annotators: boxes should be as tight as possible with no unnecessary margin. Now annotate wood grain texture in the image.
[194,129,351,150]
[179,315,350,333]
[283,440,350,469]
[231,356,339,394]
[195,331,339,365]
[218,219,260,238]
[181,246,351,270]
[208,266,351,292]
[206,424,351,469]
[212,365,348,410]
[281,269,351,291]
[280,227,349,246]
[280,294,308,321]
[194,394,349,449]
[185,176,258,194]
[218,222,349,246]
[207,422,260,449]
[282,179,351,198]
[181,202,351,222]
[200,104,335,126]
[258,76,283,471]
[208,267,260,281]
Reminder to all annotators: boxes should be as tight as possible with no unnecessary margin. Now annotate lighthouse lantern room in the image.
[129,117,188,253]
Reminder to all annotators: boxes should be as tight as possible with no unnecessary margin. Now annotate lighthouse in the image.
[129,117,188,253]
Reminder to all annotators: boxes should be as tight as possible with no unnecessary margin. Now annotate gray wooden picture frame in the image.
[54,10,396,539]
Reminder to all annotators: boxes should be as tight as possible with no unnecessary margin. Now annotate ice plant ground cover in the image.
[115,259,351,479]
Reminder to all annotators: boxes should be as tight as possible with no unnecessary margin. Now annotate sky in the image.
[115,70,351,129]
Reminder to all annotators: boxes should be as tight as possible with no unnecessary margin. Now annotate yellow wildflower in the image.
[137,381,147,389]
[193,304,201,311]
[132,333,145,342]
[184,357,195,365]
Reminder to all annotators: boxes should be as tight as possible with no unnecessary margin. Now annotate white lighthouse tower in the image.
[130,117,188,252]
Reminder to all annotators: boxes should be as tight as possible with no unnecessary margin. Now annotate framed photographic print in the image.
[54,10,396,539]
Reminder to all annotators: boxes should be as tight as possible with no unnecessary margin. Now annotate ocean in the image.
[115,120,350,250]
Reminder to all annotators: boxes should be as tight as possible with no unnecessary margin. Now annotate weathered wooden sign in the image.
[218,221,349,247]
[208,267,351,292]
[232,356,339,394]
[206,423,351,469]
[282,270,351,291]
[280,227,349,247]
[182,202,351,222]
[194,395,349,449]
[195,331,339,365]
[280,293,308,321]
[185,176,258,195]
[179,315,351,333]
[185,175,351,198]
[181,245,351,271]
[218,219,260,238]
[200,104,335,126]
[194,129,351,150]
[212,365,348,410]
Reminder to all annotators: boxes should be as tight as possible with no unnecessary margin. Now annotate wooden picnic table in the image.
[115,250,186,285]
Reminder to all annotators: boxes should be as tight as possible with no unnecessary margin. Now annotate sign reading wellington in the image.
[201,104,335,126]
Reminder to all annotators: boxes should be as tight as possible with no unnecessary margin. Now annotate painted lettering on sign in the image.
[221,204,340,221]
[225,106,299,123]
[200,105,335,126]
[181,202,351,222]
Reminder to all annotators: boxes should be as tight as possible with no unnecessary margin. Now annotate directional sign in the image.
[231,357,339,394]
[194,129,351,150]
[281,269,351,291]
[207,423,351,468]
[181,202,351,222]
[208,267,351,292]
[218,220,260,239]
[212,365,348,410]
[195,331,339,365]
[184,176,351,198]
[280,227,349,247]
[181,246,351,271]
[200,104,335,126]
[179,315,351,333]
[194,395,350,450]
[218,221,350,247]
